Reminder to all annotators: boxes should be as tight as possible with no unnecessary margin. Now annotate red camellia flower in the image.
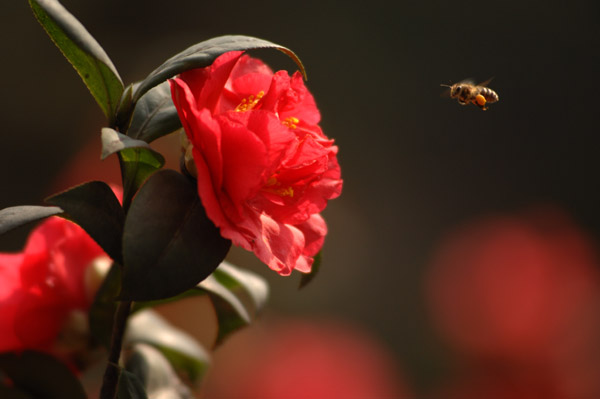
[0,217,107,354]
[170,51,342,275]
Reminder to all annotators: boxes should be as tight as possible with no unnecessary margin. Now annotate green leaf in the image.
[129,262,268,346]
[121,170,231,301]
[127,81,182,143]
[201,275,249,345]
[0,205,63,235]
[29,0,124,122]
[125,311,210,385]
[132,35,305,103]
[125,344,195,397]
[299,251,322,289]
[117,370,148,399]
[206,262,269,345]
[101,127,165,160]
[118,147,165,213]
[0,351,86,399]
[46,181,124,264]
[114,83,134,131]
[89,263,121,348]
[214,262,269,310]
[130,262,264,313]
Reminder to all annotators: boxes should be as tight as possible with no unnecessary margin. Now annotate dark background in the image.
[2,0,600,394]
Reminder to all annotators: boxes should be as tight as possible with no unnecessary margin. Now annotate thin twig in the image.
[99,300,132,399]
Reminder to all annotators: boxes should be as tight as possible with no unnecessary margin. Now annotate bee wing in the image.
[477,77,495,87]
[457,78,475,85]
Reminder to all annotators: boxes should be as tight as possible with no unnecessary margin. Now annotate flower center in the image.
[264,175,294,197]
[282,116,299,129]
[235,91,265,112]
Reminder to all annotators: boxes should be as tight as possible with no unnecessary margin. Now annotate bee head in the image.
[450,85,462,98]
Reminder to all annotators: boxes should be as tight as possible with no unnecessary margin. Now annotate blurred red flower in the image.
[425,208,600,397]
[426,208,600,360]
[0,217,106,354]
[170,51,342,275]
[201,317,411,399]
[430,368,564,399]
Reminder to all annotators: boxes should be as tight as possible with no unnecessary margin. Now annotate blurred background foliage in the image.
[2,0,600,396]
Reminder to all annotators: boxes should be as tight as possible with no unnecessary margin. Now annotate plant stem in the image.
[99,300,132,399]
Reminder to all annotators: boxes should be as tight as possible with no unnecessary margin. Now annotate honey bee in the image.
[441,79,499,110]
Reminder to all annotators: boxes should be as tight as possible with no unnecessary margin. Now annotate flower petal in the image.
[0,254,25,351]
[261,71,321,126]
[171,79,224,189]
[245,111,296,173]
[14,289,66,349]
[252,213,305,275]
[297,213,328,257]
[219,113,268,205]
[179,51,243,113]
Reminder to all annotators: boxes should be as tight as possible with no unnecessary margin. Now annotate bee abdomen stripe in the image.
[480,87,498,102]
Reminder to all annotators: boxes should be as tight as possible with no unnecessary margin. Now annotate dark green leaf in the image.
[130,262,263,315]
[121,170,231,301]
[46,181,124,263]
[115,83,134,132]
[0,351,86,399]
[126,311,210,385]
[29,0,123,121]
[117,370,148,399]
[118,147,165,213]
[132,35,305,103]
[101,127,165,161]
[130,284,208,314]
[89,263,121,348]
[0,205,62,235]
[299,251,322,289]
[127,81,182,143]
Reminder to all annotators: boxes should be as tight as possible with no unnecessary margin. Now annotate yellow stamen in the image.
[278,187,294,197]
[282,116,300,129]
[264,175,294,197]
[266,176,278,186]
[235,91,265,112]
